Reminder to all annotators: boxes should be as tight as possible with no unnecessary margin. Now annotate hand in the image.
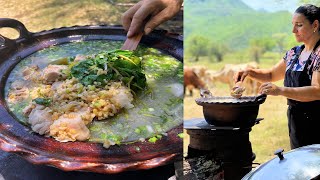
[259,82,281,96]
[122,0,183,37]
[233,69,250,83]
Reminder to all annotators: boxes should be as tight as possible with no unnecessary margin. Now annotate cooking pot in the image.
[195,89,267,127]
[242,144,320,180]
[0,18,183,173]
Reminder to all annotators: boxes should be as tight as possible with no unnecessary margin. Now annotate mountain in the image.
[184,0,293,50]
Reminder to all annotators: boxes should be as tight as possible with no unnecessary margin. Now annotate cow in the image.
[207,62,261,95]
[191,65,208,78]
[184,66,206,96]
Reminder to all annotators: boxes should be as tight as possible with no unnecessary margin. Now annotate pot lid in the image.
[242,144,320,180]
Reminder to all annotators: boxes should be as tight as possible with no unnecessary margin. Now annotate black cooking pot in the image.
[242,144,320,179]
[195,89,267,127]
[0,18,183,173]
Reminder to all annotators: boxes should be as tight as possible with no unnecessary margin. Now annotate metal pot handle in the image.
[0,18,32,48]
[254,93,267,103]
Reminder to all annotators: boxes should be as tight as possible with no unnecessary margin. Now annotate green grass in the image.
[0,0,180,38]
[0,0,127,38]
[184,52,291,163]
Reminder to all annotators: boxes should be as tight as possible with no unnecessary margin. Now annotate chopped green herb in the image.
[134,126,149,136]
[89,125,101,132]
[100,133,122,145]
[100,133,107,139]
[134,128,141,134]
[70,49,146,92]
[148,136,158,143]
[166,98,183,107]
[160,115,171,124]
[148,134,162,143]
[33,98,52,106]
[177,133,184,138]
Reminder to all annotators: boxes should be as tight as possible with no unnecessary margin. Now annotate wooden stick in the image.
[121,32,144,51]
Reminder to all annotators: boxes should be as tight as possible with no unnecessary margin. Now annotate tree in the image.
[299,0,320,6]
[186,35,208,61]
[208,42,229,62]
[272,33,288,57]
[249,38,275,62]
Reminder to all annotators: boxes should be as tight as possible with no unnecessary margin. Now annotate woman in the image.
[234,4,320,149]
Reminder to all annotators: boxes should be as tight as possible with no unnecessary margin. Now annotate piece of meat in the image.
[110,86,134,109]
[231,86,246,99]
[74,54,87,62]
[58,105,93,125]
[49,107,92,142]
[49,112,90,142]
[7,87,29,103]
[22,65,39,80]
[10,80,27,90]
[28,105,53,135]
[22,103,35,116]
[51,81,63,91]
[42,65,68,83]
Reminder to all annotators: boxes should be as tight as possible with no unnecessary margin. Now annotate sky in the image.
[241,0,299,13]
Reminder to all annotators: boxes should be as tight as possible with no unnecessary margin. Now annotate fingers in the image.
[122,0,182,37]
[234,71,247,83]
[127,3,156,37]
[259,82,275,94]
[240,73,246,82]
[259,82,268,94]
[122,0,183,37]
[122,2,143,32]
[144,4,180,34]
[144,10,171,35]
[233,72,241,83]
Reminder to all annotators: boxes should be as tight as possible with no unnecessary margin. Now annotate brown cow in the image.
[184,66,206,96]
[207,62,261,95]
[191,65,208,78]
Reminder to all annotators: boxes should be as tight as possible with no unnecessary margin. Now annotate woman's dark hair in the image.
[295,4,320,28]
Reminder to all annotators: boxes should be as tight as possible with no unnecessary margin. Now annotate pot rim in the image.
[195,94,267,106]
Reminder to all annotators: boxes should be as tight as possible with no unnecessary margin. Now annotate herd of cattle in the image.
[184,62,261,96]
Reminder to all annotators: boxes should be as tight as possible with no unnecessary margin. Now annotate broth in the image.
[5,40,183,146]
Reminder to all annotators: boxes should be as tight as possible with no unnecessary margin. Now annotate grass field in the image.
[184,53,291,164]
[0,0,182,38]
[1,0,127,36]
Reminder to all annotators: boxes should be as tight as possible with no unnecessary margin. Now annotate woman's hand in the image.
[122,0,183,37]
[233,69,250,83]
[259,82,281,96]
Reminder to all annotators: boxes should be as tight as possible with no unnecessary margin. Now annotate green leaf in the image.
[177,133,184,138]
[148,137,158,143]
[69,49,146,92]
[33,98,52,106]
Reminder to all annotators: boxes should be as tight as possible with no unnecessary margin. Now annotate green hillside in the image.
[184,0,293,50]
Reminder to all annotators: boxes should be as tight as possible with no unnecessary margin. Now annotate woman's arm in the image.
[235,60,286,83]
[278,71,320,102]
